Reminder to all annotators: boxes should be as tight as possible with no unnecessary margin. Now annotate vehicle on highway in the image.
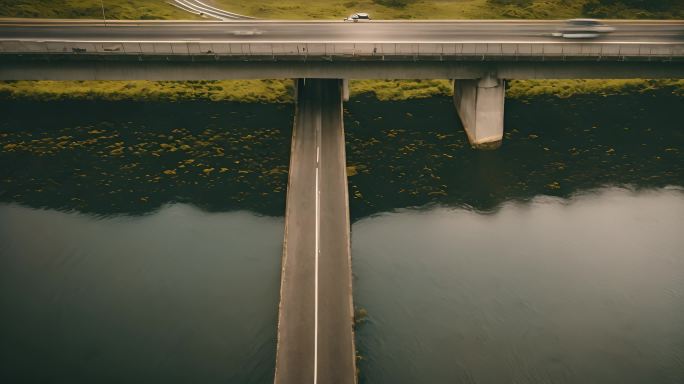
[231,29,263,36]
[344,13,371,22]
[552,19,615,39]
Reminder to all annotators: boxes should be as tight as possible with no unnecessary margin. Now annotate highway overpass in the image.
[1,19,682,147]
[0,19,682,81]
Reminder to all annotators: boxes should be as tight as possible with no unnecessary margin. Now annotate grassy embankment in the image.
[211,0,683,20]
[0,0,682,102]
[2,79,682,103]
[0,0,200,20]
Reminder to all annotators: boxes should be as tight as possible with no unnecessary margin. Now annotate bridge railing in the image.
[1,40,682,60]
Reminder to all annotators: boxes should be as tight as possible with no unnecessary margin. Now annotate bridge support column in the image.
[453,74,505,149]
[342,79,350,101]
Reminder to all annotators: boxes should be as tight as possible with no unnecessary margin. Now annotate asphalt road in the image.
[275,79,355,384]
[170,0,252,20]
[0,19,682,43]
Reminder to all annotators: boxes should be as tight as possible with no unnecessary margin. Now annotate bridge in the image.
[0,19,682,147]
[276,79,355,384]
[1,18,683,383]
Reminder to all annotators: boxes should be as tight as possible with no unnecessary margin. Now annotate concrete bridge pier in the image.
[342,79,350,102]
[453,74,506,149]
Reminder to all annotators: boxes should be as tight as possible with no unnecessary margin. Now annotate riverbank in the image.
[1,79,682,103]
[1,89,682,217]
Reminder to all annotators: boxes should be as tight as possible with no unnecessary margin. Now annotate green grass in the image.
[211,0,575,20]
[0,0,684,19]
[2,79,681,102]
[507,79,684,99]
[211,0,683,20]
[0,80,295,102]
[350,80,453,100]
[352,79,684,100]
[2,0,680,20]
[0,0,201,19]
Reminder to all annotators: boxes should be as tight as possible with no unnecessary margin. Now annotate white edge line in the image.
[174,0,228,21]
[192,0,253,19]
[314,111,321,384]
[272,79,301,383]
[1,39,681,45]
[0,19,683,24]
[166,1,201,16]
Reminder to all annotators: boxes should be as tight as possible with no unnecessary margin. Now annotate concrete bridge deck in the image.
[1,19,682,80]
[275,79,356,384]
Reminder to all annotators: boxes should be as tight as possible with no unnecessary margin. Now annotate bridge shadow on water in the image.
[0,89,682,219]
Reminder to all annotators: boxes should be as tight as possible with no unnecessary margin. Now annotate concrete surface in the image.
[274,79,356,384]
[454,75,506,149]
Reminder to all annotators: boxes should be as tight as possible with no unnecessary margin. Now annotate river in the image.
[1,89,682,383]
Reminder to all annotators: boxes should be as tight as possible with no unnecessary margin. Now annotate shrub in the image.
[373,0,414,8]
[487,0,533,6]
[583,0,678,16]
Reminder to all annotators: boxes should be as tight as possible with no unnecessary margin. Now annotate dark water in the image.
[353,188,684,384]
[0,205,281,383]
[1,89,683,383]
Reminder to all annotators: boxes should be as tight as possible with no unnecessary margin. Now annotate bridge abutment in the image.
[453,74,506,150]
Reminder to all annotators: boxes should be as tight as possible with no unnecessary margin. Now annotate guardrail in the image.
[1,40,682,60]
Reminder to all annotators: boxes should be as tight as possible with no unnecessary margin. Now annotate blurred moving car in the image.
[344,13,371,22]
[231,29,263,36]
[552,19,615,39]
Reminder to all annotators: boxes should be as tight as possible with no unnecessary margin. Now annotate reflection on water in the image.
[0,204,281,384]
[345,91,683,218]
[1,90,683,383]
[353,188,684,384]
[0,101,293,216]
[1,91,682,218]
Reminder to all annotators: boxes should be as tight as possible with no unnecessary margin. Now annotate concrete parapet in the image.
[454,74,505,149]
[1,60,682,81]
[1,40,683,61]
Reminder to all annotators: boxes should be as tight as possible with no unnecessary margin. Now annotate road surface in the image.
[169,0,253,20]
[0,19,682,43]
[275,79,356,384]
